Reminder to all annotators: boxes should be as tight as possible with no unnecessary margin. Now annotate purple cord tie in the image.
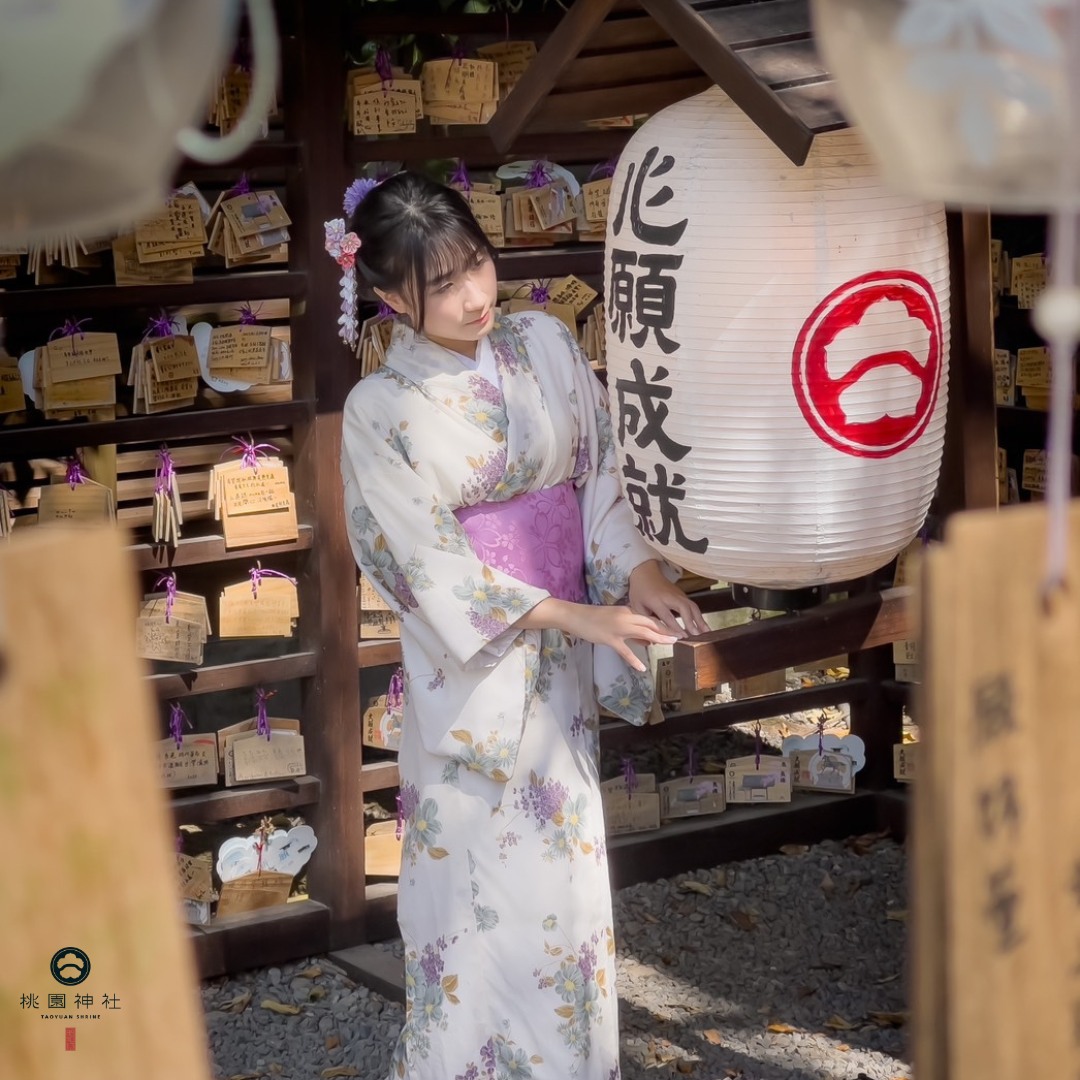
[169,701,191,748]
[49,316,91,342]
[376,300,396,321]
[525,160,553,189]
[754,722,762,770]
[249,562,297,599]
[395,793,404,841]
[142,310,180,340]
[375,46,394,89]
[237,303,261,325]
[588,157,618,182]
[450,159,472,192]
[227,434,279,471]
[386,666,405,712]
[622,757,637,801]
[65,458,87,489]
[255,688,276,739]
[155,572,177,624]
[154,446,174,496]
[529,281,551,305]
[226,174,251,199]
[688,744,697,783]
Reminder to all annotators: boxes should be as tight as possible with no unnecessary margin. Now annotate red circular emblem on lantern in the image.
[791,270,943,459]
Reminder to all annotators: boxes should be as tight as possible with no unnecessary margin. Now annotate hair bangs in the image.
[422,228,486,292]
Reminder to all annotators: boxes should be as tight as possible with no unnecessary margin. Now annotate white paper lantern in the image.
[604,86,950,592]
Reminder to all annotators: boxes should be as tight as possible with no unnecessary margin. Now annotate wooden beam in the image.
[487,0,620,152]
[558,45,700,91]
[640,0,816,164]
[673,586,914,691]
[530,75,713,129]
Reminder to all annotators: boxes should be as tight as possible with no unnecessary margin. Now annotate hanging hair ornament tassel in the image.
[65,455,87,489]
[169,700,192,749]
[249,560,297,599]
[622,756,638,801]
[142,309,180,341]
[326,179,380,349]
[255,687,277,739]
[155,571,178,624]
[228,433,278,472]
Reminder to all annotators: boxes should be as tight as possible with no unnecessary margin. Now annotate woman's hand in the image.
[628,559,709,638]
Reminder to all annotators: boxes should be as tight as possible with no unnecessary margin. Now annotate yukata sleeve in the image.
[341,389,550,670]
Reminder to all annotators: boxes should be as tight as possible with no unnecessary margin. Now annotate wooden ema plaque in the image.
[0,527,210,1078]
[915,502,1080,1080]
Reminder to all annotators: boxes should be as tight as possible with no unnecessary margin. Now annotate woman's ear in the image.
[373,287,406,316]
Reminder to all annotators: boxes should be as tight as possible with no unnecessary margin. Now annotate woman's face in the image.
[379,249,498,347]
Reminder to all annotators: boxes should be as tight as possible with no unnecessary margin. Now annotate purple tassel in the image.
[754,722,762,770]
[344,178,379,218]
[622,756,637,802]
[525,160,553,190]
[249,561,297,599]
[65,457,87,490]
[227,433,279,472]
[142,310,180,340]
[375,46,394,89]
[225,174,251,199]
[386,666,405,712]
[376,300,396,321]
[49,316,91,342]
[154,572,177,624]
[588,157,619,181]
[528,280,550,305]
[237,302,261,325]
[154,446,174,496]
[169,701,190,748]
[395,793,404,841]
[255,688,276,739]
[450,159,472,192]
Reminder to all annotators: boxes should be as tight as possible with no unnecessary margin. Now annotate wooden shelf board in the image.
[361,760,399,794]
[191,898,330,979]
[179,139,302,174]
[171,775,321,826]
[358,639,402,669]
[0,399,311,457]
[150,651,317,699]
[0,271,306,316]
[497,245,604,280]
[128,525,313,572]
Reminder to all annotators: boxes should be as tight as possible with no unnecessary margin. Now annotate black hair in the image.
[348,171,496,332]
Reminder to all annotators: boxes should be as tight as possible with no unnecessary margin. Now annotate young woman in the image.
[336,171,707,1080]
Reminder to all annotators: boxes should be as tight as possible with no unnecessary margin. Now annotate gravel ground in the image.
[201,834,910,1080]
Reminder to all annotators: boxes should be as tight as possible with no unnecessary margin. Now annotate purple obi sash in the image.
[454,480,587,603]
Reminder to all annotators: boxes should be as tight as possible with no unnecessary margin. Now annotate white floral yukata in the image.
[341,311,669,1080]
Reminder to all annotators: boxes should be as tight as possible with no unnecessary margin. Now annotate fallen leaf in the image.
[261,999,302,1015]
[886,909,908,922]
[228,1074,261,1080]
[679,881,714,897]
[868,1011,908,1028]
[824,1014,857,1031]
[676,1061,697,1075]
[801,677,815,688]
[297,966,323,979]
[847,830,891,856]
[308,987,328,1001]
[837,1044,851,1052]
[820,872,837,898]
[779,844,809,856]
[321,1069,361,1079]
[643,912,660,924]
[767,1022,798,1034]
[875,972,901,985]
[325,1035,340,1051]
[221,989,252,1014]
[703,1029,724,1045]
[730,909,758,932]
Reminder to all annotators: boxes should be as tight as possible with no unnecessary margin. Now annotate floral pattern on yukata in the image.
[453,1029,543,1080]
[393,935,463,1076]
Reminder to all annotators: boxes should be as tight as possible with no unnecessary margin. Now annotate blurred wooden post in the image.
[0,528,210,1080]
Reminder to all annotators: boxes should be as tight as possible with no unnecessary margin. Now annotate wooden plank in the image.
[127,524,313,572]
[116,437,295,474]
[0,400,310,457]
[598,678,865,749]
[586,13,671,51]
[735,37,827,91]
[531,75,713,128]
[361,760,400,794]
[1,526,211,1079]
[0,270,307,316]
[640,0,816,163]
[497,245,604,280]
[358,638,402,669]
[149,651,317,699]
[693,0,812,48]
[487,0,621,151]
[331,943,405,1004]
[192,899,331,979]
[848,644,904,789]
[362,883,400,942]
[673,587,914,690]
[179,139,302,174]
[773,78,847,133]
[285,0,367,953]
[350,129,631,167]
[558,45,699,91]
[171,775,321,826]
